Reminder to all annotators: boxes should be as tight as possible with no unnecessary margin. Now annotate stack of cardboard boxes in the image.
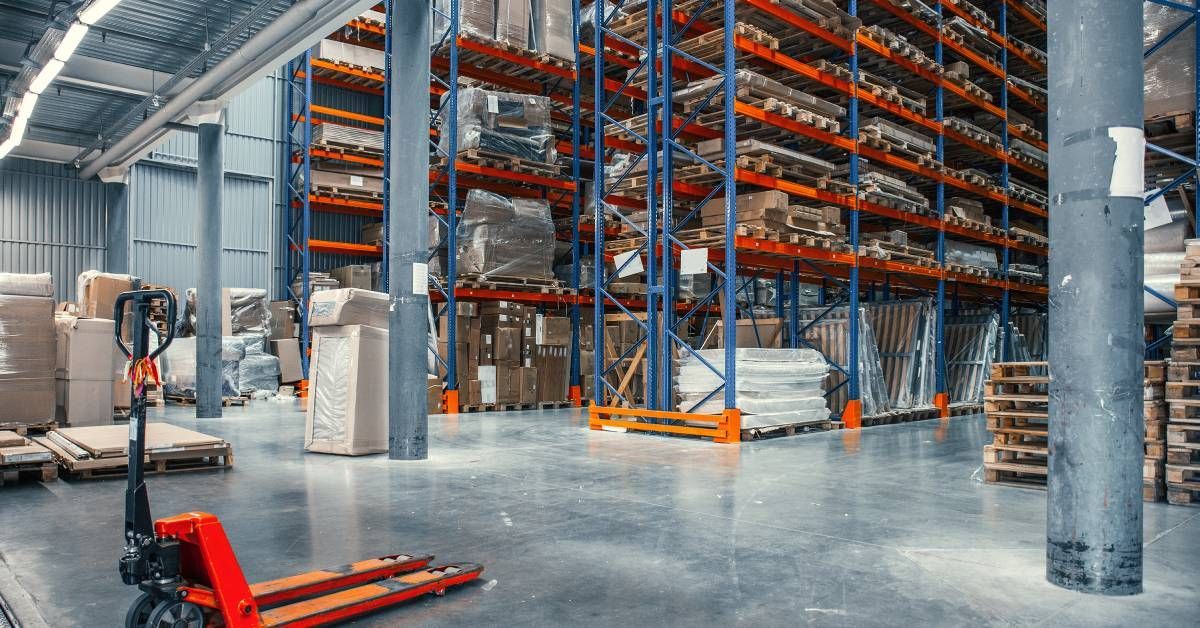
[75,271,137,415]
[438,301,574,407]
[0,273,57,428]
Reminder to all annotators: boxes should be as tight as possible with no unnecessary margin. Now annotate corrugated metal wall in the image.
[130,74,278,294]
[0,158,106,302]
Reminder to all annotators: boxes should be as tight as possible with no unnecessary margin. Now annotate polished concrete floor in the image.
[1,402,1197,627]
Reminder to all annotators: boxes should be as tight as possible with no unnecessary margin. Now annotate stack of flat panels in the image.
[944,313,999,405]
[312,122,384,153]
[675,348,830,429]
[35,424,232,478]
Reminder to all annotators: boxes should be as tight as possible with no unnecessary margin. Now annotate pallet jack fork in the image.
[114,290,482,627]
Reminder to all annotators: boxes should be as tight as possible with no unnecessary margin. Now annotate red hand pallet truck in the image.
[114,290,482,627]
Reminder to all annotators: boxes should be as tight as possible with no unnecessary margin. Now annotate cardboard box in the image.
[310,170,384,195]
[518,366,538,404]
[494,327,522,363]
[314,39,384,69]
[305,325,388,456]
[478,365,497,404]
[309,289,389,329]
[466,379,482,405]
[0,295,56,423]
[427,375,442,414]
[330,265,374,290]
[438,313,472,344]
[77,272,134,320]
[700,190,789,220]
[535,315,570,346]
[534,345,569,402]
[54,316,116,380]
[112,348,131,409]
[268,301,296,340]
[270,339,304,383]
[495,0,530,48]
[55,379,113,427]
[714,317,785,348]
[362,222,384,245]
[496,366,520,404]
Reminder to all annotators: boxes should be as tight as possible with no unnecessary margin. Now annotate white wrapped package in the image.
[0,272,53,297]
[675,348,831,426]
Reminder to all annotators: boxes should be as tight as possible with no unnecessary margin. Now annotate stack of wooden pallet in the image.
[0,430,57,486]
[982,362,1049,487]
[1145,360,1168,502]
[1167,259,1200,505]
[34,424,233,480]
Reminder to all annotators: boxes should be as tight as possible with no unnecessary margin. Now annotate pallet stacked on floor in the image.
[1168,254,1200,505]
[33,424,233,480]
[0,430,57,486]
[1145,360,1168,502]
[982,362,1049,487]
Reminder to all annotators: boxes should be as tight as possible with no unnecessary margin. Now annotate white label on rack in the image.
[487,95,499,114]
[412,263,428,295]
[614,250,643,278]
[1144,190,1172,230]
[679,248,709,275]
[1107,127,1145,198]
[349,175,364,187]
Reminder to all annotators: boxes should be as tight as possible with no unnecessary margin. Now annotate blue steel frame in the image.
[284,51,313,378]
[428,0,461,395]
[381,0,393,292]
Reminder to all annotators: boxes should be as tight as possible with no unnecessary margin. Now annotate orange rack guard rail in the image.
[589,404,742,444]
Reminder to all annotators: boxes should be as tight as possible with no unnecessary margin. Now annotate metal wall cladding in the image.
[130,164,272,294]
[0,158,106,302]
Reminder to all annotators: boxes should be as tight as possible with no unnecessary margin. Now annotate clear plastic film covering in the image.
[1144,3,1195,119]
[183,288,272,336]
[238,353,280,394]
[0,295,54,383]
[495,0,530,48]
[432,0,495,44]
[309,334,351,443]
[531,0,574,61]
[0,272,53,297]
[457,190,555,279]
[797,305,892,417]
[581,0,622,43]
[159,336,245,397]
[441,88,556,163]
[675,348,830,426]
[944,239,999,272]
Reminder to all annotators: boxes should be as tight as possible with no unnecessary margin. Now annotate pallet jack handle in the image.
[114,289,178,586]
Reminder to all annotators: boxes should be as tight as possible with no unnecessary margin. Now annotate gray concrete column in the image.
[387,0,431,460]
[1047,0,1144,595]
[196,115,225,418]
[100,168,130,274]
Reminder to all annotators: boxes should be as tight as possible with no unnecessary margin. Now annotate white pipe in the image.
[79,0,375,179]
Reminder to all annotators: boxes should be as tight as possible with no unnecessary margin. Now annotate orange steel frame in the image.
[589,405,743,444]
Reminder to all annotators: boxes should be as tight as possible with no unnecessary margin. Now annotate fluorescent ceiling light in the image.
[18,92,38,120]
[0,139,16,159]
[55,23,89,61]
[9,116,28,143]
[29,58,64,94]
[80,0,122,25]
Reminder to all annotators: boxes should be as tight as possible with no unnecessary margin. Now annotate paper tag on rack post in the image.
[1144,189,1172,230]
[487,95,499,114]
[412,262,428,296]
[679,248,709,275]
[614,250,643,278]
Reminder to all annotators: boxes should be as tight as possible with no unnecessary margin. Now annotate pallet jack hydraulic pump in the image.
[114,290,482,627]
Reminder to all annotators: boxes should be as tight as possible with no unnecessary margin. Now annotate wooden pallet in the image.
[164,394,248,407]
[537,401,573,410]
[0,421,58,437]
[459,402,538,413]
[0,461,57,486]
[455,274,571,295]
[1166,463,1200,507]
[449,148,561,178]
[1167,423,1200,464]
[740,419,832,441]
[34,436,233,481]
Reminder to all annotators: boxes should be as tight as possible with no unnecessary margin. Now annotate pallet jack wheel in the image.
[145,600,205,628]
[124,593,156,628]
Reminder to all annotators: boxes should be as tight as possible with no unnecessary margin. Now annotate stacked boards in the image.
[983,361,1166,502]
[34,424,233,480]
[0,430,56,486]
[1168,256,1200,505]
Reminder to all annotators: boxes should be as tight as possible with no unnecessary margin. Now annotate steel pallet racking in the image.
[587,0,1050,440]
[283,1,588,411]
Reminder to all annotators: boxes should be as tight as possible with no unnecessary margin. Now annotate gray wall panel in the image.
[0,158,106,301]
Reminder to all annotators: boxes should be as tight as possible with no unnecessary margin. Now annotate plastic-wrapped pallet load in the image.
[182,287,272,337]
[0,272,54,297]
[797,306,892,417]
[159,336,246,398]
[441,88,555,163]
[675,348,830,429]
[944,239,999,273]
[457,190,555,280]
[237,334,280,394]
[0,274,56,424]
[433,0,495,44]
[305,325,388,455]
[531,0,574,61]
[309,288,389,329]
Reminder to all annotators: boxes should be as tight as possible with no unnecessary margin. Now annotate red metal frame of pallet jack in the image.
[153,512,482,627]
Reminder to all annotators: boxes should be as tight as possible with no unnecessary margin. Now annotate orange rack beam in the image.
[589,405,742,444]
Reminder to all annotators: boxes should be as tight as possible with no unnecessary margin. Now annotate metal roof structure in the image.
[0,0,375,175]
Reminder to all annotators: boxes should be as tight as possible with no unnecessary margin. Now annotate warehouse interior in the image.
[0,0,1197,626]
